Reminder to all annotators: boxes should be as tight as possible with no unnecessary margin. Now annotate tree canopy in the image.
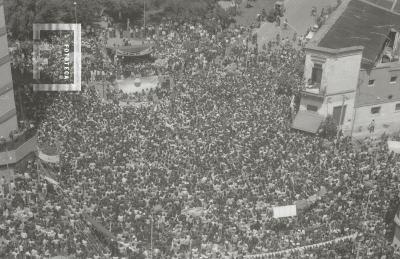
[4,0,227,40]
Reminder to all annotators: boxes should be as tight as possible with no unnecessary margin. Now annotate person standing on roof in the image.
[368,119,375,133]
[311,6,317,16]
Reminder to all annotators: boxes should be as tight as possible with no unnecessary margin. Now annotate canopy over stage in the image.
[117,76,160,94]
[114,44,153,57]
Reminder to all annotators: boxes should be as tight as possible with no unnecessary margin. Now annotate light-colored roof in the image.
[292,111,324,133]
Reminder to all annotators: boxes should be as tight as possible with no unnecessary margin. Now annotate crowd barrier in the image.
[244,233,359,258]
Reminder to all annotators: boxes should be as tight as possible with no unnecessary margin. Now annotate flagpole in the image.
[143,0,146,38]
[189,238,192,259]
[355,241,360,259]
[150,212,153,259]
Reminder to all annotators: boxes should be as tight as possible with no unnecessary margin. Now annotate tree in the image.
[319,115,337,139]
[99,0,143,24]
[4,0,37,40]
[157,0,215,21]
[5,0,104,40]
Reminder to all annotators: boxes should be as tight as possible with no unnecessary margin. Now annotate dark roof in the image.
[318,0,400,69]
[291,111,324,134]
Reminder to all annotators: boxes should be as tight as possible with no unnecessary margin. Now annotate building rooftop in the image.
[364,0,395,10]
[316,0,400,69]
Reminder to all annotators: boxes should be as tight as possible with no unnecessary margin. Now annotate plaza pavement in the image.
[254,0,338,49]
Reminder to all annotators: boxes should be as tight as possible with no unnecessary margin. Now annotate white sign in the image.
[388,141,400,154]
[272,205,297,218]
[43,176,59,186]
[38,150,60,163]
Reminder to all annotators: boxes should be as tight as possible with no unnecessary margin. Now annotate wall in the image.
[299,92,356,135]
[0,134,37,166]
[0,4,4,29]
[301,48,362,135]
[326,92,356,134]
[304,48,363,95]
[299,95,323,112]
[0,35,8,58]
[352,101,400,134]
[324,53,362,95]
[356,65,400,108]
[351,63,400,136]
[0,3,18,138]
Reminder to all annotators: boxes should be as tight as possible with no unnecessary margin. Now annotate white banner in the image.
[388,141,400,154]
[182,207,205,217]
[244,233,359,258]
[43,176,59,186]
[272,205,297,219]
[38,150,60,163]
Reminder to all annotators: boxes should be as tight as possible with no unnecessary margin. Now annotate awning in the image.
[388,141,400,154]
[292,111,324,134]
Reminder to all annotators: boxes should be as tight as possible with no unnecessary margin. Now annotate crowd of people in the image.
[3,12,400,259]
[0,159,111,258]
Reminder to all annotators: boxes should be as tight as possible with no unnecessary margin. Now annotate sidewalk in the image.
[351,121,400,140]
[255,0,338,50]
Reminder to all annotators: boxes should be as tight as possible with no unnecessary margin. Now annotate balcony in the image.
[380,46,400,64]
[301,81,325,100]
[0,130,37,166]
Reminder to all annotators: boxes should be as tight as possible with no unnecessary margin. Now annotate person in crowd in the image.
[5,15,400,259]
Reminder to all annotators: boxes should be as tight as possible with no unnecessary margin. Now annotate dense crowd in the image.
[0,159,111,258]
[3,15,400,259]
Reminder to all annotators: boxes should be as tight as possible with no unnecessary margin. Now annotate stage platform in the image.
[117,76,160,94]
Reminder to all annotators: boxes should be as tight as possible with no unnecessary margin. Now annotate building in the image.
[0,0,36,179]
[0,0,18,138]
[292,0,400,137]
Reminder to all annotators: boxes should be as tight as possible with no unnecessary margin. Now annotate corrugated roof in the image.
[318,0,400,69]
[292,111,324,133]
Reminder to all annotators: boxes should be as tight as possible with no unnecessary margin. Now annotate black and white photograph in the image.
[1,0,400,258]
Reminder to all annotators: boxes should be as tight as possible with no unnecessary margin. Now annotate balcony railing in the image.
[0,133,37,166]
[301,81,325,98]
[0,128,37,152]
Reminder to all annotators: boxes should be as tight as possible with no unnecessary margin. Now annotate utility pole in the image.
[150,212,153,259]
[364,192,371,219]
[189,238,193,259]
[337,95,346,139]
[74,2,77,24]
[350,103,357,139]
[355,241,361,258]
[143,0,146,38]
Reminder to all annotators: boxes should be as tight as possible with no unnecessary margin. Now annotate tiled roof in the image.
[318,0,400,69]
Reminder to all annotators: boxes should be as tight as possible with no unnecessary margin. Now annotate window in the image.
[368,79,375,86]
[307,105,318,112]
[396,103,400,111]
[371,106,381,114]
[390,76,397,83]
[311,63,322,85]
